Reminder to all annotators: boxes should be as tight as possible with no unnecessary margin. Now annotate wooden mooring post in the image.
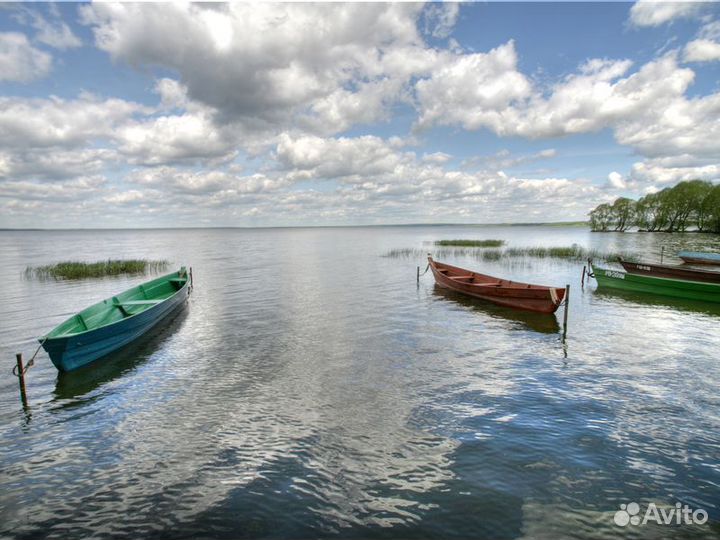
[581,265,586,290]
[417,265,420,284]
[562,284,570,342]
[15,353,28,408]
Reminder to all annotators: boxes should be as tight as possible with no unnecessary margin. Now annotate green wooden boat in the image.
[590,262,720,304]
[41,268,192,372]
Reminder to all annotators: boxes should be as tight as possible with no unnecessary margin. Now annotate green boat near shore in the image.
[590,263,720,304]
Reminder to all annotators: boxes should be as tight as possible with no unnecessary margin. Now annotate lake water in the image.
[1,226,719,539]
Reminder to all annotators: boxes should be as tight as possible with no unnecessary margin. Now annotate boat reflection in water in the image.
[53,308,189,402]
[592,286,720,317]
[432,285,561,334]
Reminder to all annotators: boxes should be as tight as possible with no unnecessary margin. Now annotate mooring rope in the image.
[12,338,46,377]
[419,262,430,277]
[586,258,595,279]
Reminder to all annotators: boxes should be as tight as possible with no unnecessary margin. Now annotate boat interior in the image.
[434,263,538,289]
[47,270,188,338]
[437,267,504,286]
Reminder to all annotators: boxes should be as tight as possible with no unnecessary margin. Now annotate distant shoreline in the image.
[0,221,589,232]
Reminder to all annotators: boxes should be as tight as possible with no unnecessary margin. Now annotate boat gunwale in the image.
[43,269,189,340]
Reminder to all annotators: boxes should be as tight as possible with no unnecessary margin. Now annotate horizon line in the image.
[0,221,589,232]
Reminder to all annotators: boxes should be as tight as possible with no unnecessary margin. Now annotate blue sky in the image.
[1,2,719,228]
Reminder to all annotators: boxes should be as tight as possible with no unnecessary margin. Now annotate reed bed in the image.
[434,239,505,248]
[382,245,636,263]
[26,259,169,280]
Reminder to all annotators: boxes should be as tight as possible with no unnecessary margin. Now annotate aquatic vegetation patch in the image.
[434,239,505,248]
[383,245,636,263]
[382,248,417,258]
[26,259,169,280]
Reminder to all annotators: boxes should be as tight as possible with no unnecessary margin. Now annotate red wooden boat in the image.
[428,256,566,314]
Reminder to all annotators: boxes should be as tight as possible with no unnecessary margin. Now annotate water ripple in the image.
[1,227,719,539]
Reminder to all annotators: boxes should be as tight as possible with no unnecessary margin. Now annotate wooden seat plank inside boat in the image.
[75,314,88,330]
[115,299,164,306]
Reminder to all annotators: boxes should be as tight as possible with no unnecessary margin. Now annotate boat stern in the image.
[549,286,566,308]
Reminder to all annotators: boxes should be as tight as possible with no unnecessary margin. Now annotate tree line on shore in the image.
[589,180,720,233]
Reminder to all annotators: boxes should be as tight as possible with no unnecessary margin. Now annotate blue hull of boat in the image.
[41,282,190,372]
[678,251,720,264]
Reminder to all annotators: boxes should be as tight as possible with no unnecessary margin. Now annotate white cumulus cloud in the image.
[629,1,704,27]
[415,41,532,132]
[608,171,627,189]
[630,160,720,184]
[30,11,82,49]
[276,133,406,180]
[0,32,52,82]
[684,39,720,62]
[422,3,460,39]
[80,3,429,135]
[117,112,239,166]
[0,93,147,149]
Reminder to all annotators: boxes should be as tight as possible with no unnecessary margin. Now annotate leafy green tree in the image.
[636,191,669,232]
[589,203,613,231]
[665,180,710,231]
[692,180,716,231]
[634,196,651,230]
[588,179,719,233]
[703,184,720,233]
[610,197,635,231]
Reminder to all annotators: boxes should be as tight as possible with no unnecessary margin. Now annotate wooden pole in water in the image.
[417,265,420,284]
[15,353,28,407]
[581,265,586,289]
[661,246,665,264]
[562,285,570,342]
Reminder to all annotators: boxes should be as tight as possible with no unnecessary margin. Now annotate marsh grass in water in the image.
[383,245,637,263]
[26,259,169,280]
[434,239,505,248]
[383,248,418,258]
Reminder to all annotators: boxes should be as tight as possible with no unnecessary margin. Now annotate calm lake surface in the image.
[1,226,720,539]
